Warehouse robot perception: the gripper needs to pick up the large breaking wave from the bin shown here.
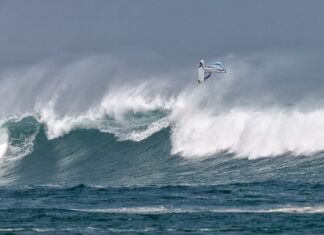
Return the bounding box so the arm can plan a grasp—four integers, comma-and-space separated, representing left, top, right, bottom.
3, 86, 324, 160
1, 53, 324, 186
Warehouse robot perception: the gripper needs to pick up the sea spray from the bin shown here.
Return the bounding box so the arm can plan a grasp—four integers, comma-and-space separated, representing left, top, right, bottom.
0, 127, 8, 160
171, 108, 324, 159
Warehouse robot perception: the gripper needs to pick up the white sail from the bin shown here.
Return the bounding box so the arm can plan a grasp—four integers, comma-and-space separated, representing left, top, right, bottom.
197, 59, 226, 83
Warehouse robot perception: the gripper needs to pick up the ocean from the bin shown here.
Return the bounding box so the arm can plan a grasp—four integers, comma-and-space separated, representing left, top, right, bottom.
1, 90, 324, 234
1, 0, 323, 233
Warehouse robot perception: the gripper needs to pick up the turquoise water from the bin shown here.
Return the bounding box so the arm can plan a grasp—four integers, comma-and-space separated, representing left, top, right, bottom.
1, 116, 324, 234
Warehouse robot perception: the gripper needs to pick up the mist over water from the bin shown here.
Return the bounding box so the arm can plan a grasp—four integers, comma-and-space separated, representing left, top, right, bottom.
1, 2, 324, 233
0, 51, 323, 187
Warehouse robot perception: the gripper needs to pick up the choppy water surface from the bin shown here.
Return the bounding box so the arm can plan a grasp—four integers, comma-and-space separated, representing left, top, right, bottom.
2, 182, 324, 234
1, 77, 324, 234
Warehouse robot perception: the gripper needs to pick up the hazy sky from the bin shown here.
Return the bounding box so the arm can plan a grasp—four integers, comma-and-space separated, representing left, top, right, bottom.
0, 0, 324, 115
0, 0, 323, 69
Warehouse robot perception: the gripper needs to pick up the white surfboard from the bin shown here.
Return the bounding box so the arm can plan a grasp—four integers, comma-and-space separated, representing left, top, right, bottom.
197, 59, 226, 84
198, 67, 204, 83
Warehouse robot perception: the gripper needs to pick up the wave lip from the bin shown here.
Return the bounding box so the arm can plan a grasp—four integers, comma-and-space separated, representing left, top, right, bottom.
3, 81, 324, 187
4, 107, 324, 162
120, 117, 169, 142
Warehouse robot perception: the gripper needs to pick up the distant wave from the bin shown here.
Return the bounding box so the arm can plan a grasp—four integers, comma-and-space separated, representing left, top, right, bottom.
71, 205, 324, 214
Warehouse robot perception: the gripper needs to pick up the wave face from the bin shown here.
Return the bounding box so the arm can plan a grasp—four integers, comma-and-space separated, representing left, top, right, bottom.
1, 56, 324, 234
1, 54, 324, 187
1, 95, 324, 186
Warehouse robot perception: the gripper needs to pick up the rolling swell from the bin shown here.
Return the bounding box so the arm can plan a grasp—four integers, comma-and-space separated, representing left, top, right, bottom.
0, 115, 173, 186
1, 95, 324, 234
1, 113, 324, 187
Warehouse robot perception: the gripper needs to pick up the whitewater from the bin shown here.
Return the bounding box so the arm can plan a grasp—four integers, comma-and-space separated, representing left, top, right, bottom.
3, 86, 324, 163
1, 54, 324, 234
1, 56, 324, 163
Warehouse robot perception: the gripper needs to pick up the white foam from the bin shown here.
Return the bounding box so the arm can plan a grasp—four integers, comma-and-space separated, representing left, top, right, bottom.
71, 205, 324, 214
37, 83, 175, 140
0, 228, 25, 232
210, 206, 324, 213
123, 117, 169, 141
72, 206, 190, 214
2, 52, 324, 160
39, 107, 104, 139
258, 206, 324, 213
0, 127, 9, 160
7, 129, 39, 162
4, 63, 320, 161
39, 105, 170, 141
38, 84, 324, 160
171, 106, 324, 159
99, 83, 174, 121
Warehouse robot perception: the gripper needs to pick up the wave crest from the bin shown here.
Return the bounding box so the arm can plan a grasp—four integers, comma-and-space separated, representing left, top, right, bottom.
171, 108, 324, 159
4, 85, 324, 161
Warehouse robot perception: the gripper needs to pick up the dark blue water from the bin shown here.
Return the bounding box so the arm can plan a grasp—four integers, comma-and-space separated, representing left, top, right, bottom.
1, 116, 324, 234
2, 183, 324, 234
